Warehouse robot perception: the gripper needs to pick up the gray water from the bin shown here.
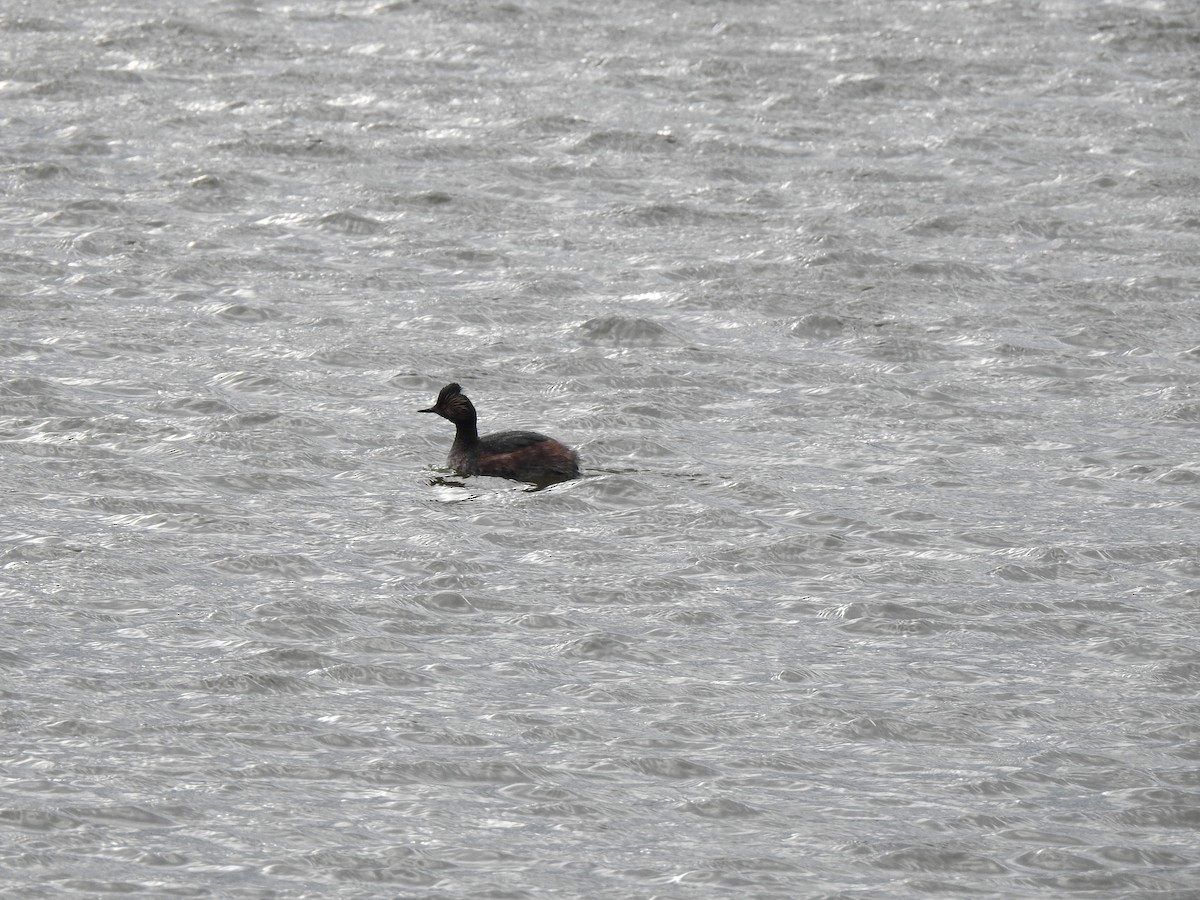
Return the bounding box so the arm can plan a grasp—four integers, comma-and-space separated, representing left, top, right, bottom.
3, 0, 1200, 896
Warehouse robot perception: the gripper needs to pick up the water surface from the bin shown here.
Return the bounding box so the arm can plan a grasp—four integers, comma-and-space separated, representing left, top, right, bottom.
2, 0, 1199, 896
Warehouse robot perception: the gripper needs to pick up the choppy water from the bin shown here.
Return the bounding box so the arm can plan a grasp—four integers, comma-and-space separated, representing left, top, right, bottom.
3, 0, 1200, 896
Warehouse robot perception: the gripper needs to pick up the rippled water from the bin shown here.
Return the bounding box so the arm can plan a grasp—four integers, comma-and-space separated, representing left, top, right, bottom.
3, 0, 1200, 896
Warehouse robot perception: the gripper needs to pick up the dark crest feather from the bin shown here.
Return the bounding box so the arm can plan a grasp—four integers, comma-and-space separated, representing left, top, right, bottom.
437, 383, 463, 404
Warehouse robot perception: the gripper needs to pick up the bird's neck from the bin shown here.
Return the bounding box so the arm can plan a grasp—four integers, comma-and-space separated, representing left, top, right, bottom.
451, 415, 480, 449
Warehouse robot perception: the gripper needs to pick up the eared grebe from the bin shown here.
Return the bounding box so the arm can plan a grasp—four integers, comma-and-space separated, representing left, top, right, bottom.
419, 382, 580, 485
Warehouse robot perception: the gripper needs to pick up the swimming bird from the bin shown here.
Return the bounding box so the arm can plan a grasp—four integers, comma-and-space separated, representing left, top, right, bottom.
419, 382, 580, 485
